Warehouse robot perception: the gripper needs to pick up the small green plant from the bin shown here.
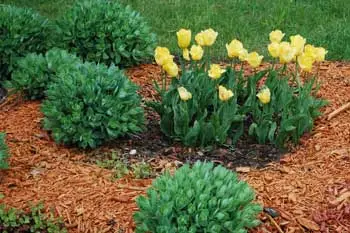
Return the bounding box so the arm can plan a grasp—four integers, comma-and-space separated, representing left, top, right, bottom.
7, 48, 81, 100
42, 62, 145, 148
0, 132, 9, 169
131, 161, 152, 179
96, 151, 129, 179
0, 202, 66, 232
0, 5, 51, 82
134, 161, 262, 233
56, 0, 156, 67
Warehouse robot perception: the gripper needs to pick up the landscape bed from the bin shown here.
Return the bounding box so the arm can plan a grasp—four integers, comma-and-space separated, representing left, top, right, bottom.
0, 0, 350, 232
0, 62, 349, 232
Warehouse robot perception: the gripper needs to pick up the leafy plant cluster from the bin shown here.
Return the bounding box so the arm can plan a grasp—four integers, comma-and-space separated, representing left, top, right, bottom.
0, 5, 51, 82
134, 161, 261, 233
96, 151, 152, 179
0, 132, 9, 169
0, 203, 66, 233
7, 48, 81, 100
41, 62, 145, 148
55, 0, 156, 67
0, 0, 156, 87
150, 28, 327, 147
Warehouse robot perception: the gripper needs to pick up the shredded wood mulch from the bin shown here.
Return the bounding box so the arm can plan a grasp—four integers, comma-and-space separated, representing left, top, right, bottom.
0, 62, 349, 233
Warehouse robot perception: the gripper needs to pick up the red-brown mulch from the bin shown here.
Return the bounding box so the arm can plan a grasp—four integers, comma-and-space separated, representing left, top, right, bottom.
0, 62, 349, 233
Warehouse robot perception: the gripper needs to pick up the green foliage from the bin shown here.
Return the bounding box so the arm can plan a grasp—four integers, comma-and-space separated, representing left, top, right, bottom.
242, 69, 327, 146
131, 161, 152, 179
55, 0, 156, 67
8, 48, 81, 99
134, 161, 262, 233
0, 5, 51, 82
96, 151, 129, 179
0, 202, 66, 233
0, 132, 9, 169
42, 62, 145, 148
148, 66, 244, 147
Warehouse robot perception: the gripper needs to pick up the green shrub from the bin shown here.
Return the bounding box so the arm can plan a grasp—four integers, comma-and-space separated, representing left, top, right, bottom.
8, 49, 81, 99
0, 203, 66, 232
42, 63, 145, 148
56, 0, 156, 67
0, 132, 9, 169
0, 5, 51, 82
134, 161, 262, 233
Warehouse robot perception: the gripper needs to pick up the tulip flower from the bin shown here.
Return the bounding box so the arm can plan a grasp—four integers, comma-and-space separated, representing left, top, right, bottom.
176, 29, 191, 49
226, 39, 244, 58
268, 42, 280, 58
290, 34, 306, 56
154, 47, 173, 66
177, 87, 192, 101
256, 87, 271, 104
269, 30, 285, 43
208, 64, 226, 80
183, 48, 190, 61
279, 42, 296, 64
163, 61, 179, 77
218, 85, 234, 102
195, 29, 218, 47
190, 45, 204, 61
238, 48, 248, 61
298, 53, 314, 72
246, 52, 263, 68
314, 47, 328, 62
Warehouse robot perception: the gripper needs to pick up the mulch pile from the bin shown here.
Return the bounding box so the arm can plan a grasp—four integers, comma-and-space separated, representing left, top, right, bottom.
0, 62, 349, 233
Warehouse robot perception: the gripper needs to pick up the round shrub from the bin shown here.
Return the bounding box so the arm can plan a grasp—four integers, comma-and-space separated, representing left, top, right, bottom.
8, 48, 81, 99
134, 161, 262, 233
0, 5, 51, 82
56, 0, 156, 67
42, 63, 145, 148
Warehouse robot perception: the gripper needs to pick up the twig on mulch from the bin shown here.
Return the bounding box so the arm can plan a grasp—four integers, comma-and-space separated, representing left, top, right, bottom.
327, 102, 350, 120
116, 184, 148, 191
266, 214, 285, 233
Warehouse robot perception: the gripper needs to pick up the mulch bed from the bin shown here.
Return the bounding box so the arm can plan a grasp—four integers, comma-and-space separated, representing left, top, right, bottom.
0, 62, 349, 233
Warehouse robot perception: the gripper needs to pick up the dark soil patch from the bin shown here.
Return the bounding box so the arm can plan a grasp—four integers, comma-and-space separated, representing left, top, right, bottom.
86, 108, 286, 170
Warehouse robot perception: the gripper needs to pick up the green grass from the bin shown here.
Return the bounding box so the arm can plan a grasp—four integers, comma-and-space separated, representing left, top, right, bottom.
1, 0, 349, 60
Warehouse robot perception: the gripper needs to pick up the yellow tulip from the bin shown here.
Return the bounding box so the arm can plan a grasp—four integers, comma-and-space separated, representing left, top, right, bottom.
208, 64, 226, 80
218, 85, 233, 102
163, 61, 179, 77
246, 52, 263, 68
279, 42, 296, 64
195, 29, 218, 46
177, 87, 192, 101
190, 45, 204, 61
154, 46, 173, 66
203, 28, 218, 46
269, 30, 285, 43
195, 32, 205, 46
268, 42, 280, 58
176, 29, 191, 49
314, 47, 328, 62
290, 34, 306, 56
226, 39, 244, 58
238, 48, 248, 61
298, 53, 314, 72
256, 87, 271, 104
183, 48, 190, 61
304, 44, 317, 61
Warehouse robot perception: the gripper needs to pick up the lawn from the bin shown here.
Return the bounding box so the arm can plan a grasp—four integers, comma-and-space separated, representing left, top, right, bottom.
1, 0, 349, 60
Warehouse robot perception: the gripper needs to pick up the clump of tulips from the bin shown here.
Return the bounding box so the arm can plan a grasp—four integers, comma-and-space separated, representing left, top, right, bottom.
148, 28, 327, 147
